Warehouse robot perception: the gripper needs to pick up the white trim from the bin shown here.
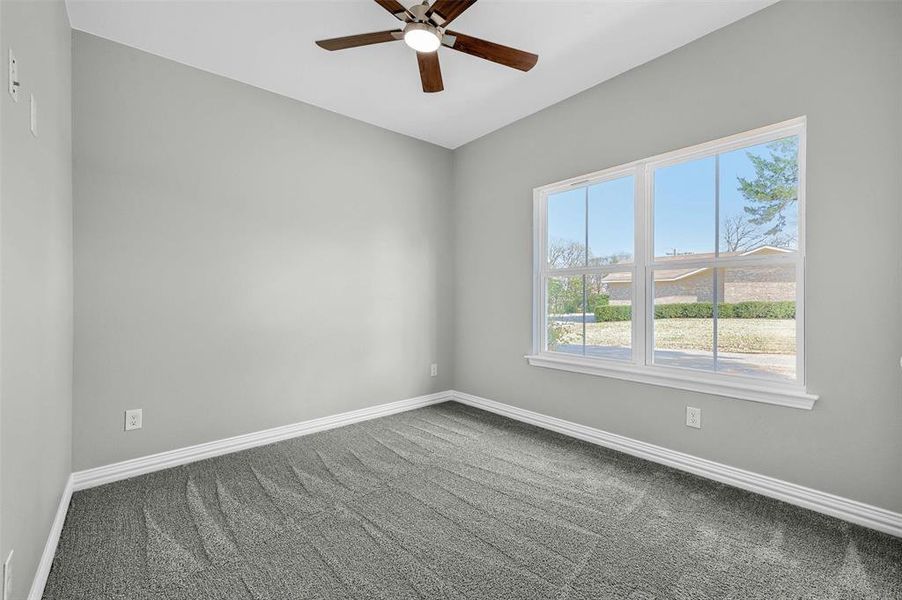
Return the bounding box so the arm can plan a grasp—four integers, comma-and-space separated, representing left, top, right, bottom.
533, 118, 810, 400
795, 128, 808, 386
533, 118, 806, 197
646, 252, 798, 272
30, 392, 453, 600
525, 353, 816, 409
642, 117, 807, 173
26, 387, 901, 600
71, 391, 452, 491
451, 391, 902, 538
26, 475, 74, 600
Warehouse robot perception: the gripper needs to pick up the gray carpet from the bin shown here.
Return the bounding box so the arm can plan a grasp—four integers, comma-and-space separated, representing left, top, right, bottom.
44, 402, 902, 599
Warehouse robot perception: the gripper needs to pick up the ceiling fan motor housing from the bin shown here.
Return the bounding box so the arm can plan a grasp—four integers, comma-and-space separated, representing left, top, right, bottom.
409, 3, 430, 23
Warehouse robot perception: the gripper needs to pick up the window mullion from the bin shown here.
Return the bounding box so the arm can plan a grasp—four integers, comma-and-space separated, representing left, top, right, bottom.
646, 253, 799, 271
542, 265, 637, 277
713, 152, 720, 371
583, 185, 589, 356
713, 268, 719, 370
582, 274, 587, 356
634, 163, 649, 367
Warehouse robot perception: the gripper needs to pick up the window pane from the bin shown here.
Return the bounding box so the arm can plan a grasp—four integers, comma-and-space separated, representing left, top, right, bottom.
715, 265, 797, 381
654, 156, 715, 259
547, 188, 586, 268
588, 176, 634, 265
653, 270, 714, 371
546, 276, 584, 355
585, 273, 631, 360
719, 136, 799, 255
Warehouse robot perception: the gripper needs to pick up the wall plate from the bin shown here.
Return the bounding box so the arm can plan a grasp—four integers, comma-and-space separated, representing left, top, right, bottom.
686, 406, 701, 429
125, 408, 143, 431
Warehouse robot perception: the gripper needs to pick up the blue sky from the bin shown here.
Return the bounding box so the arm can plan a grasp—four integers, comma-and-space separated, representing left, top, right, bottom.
548, 176, 635, 264
548, 136, 799, 263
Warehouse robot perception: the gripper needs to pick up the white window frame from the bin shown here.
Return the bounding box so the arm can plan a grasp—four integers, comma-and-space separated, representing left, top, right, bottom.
527, 117, 817, 410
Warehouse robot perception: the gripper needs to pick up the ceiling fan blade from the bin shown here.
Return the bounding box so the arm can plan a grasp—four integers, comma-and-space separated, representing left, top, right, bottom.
374, 0, 411, 21
443, 31, 538, 71
427, 0, 477, 26
316, 30, 402, 51
416, 51, 444, 93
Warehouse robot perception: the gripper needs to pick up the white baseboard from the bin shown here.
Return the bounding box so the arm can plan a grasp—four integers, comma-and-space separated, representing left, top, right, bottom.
451, 390, 902, 539
28, 391, 452, 600
27, 474, 74, 600
31, 387, 901, 600
71, 390, 453, 491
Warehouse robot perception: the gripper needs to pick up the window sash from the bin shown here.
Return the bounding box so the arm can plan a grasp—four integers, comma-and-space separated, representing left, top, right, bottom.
533, 117, 807, 400
545, 252, 798, 277
540, 270, 638, 358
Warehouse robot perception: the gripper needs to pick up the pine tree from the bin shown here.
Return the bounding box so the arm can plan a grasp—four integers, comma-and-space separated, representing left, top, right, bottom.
737, 137, 799, 237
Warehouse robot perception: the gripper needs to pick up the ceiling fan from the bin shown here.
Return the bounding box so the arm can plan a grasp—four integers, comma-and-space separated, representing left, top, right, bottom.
315, 0, 538, 93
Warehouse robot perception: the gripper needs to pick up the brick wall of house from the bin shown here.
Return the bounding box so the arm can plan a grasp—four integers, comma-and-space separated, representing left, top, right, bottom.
721, 264, 796, 302
605, 265, 795, 305
607, 283, 631, 305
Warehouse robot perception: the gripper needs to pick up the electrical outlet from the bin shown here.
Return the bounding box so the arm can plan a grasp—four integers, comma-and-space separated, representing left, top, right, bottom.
430, 363, 438, 377
686, 406, 701, 429
8, 49, 19, 102
125, 408, 143, 431
3, 550, 13, 600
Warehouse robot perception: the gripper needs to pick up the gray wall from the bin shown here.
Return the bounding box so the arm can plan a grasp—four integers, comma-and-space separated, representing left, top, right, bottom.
73, 32, 454, 470
452, 1, 902, 512
0, 1, 73, 598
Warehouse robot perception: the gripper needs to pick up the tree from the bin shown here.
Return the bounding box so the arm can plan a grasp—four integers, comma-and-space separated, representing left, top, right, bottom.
546, 241, 614, 315
737, 138, 799, 238
721, 214, 795, 252
548, 240, 587, 269
548, 241, 630, 269
589, 252, 632, 267
722, 215, 759, 252
546, 277, 583, 315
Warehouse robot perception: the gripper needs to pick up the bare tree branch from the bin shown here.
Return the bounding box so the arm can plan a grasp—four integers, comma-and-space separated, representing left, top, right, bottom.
722, 215, 796, 253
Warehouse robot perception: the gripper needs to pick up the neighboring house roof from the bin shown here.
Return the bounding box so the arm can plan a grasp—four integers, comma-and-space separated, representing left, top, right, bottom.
602, 246, 791, 284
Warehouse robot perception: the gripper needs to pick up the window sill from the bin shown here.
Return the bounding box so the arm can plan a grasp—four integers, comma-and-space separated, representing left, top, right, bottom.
524, 353, 818, 410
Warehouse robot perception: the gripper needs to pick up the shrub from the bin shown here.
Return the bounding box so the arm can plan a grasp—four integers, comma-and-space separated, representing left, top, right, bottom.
594, 300, 795, 322
654, 302, 714, 319
729, 300, 795, 319
594, 305, 632, 322
547, 276, 586, 314
588, 293, 610, 310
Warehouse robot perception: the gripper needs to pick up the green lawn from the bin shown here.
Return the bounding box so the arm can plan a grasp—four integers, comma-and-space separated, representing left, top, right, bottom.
552, 318, 795, 354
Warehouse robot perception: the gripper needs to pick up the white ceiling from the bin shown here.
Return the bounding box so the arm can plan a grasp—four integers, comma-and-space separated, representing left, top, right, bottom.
66, 0, 776, 149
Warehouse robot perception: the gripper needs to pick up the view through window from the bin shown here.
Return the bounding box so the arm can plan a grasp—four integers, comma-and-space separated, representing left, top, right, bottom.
536, 119, 805, 392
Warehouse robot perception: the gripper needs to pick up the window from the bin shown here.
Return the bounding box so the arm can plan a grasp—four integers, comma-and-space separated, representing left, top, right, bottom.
529, 118, 815, 409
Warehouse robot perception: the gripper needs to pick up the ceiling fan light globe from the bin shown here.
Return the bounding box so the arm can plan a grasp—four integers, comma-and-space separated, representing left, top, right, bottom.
403, 24, 441, 53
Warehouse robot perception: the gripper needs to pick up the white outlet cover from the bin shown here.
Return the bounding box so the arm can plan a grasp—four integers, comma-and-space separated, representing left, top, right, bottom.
125, 408, 143, 431
430, 363, 438, 377
686, 406, 701, 429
